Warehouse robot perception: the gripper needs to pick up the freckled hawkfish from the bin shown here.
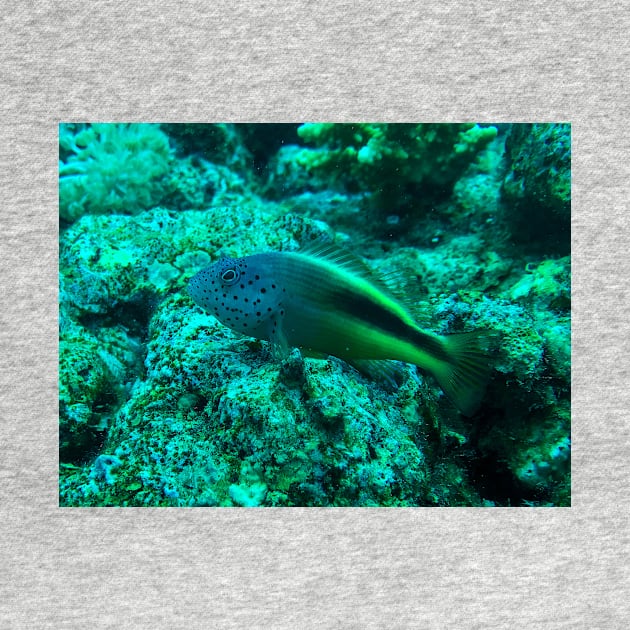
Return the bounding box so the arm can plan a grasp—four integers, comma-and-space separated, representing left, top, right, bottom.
189, 243, 492, 415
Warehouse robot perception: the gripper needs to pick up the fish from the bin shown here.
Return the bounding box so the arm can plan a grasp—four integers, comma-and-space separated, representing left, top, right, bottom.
188, 243, 492, 415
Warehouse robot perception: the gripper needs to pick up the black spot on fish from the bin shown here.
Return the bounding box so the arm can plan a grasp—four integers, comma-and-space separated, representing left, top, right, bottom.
261, 288, 266, 294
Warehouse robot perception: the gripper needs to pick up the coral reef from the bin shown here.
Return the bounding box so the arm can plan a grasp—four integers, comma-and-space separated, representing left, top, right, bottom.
501, 123, 571, 253
59, 123, 173, 222
59, 123, 571, 507
286, 123, 497, 216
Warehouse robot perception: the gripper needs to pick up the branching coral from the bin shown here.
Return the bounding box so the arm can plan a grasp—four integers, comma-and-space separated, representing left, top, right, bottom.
292, 123, 497, 215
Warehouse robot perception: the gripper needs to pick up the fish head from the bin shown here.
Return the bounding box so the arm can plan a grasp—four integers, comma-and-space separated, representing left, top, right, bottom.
188, 254, 285, 338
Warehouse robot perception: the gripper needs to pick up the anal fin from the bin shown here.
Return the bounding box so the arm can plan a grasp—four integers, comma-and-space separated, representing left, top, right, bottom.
345, 359, 403, 390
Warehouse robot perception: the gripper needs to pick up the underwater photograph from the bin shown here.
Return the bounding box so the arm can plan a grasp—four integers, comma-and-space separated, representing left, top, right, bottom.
58, 122, 571, 507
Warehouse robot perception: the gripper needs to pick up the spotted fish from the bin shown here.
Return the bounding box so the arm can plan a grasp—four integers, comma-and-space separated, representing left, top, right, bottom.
188, 243, 492, 415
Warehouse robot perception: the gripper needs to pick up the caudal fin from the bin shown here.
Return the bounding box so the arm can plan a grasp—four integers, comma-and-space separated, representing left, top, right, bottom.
432, 331, 494, 416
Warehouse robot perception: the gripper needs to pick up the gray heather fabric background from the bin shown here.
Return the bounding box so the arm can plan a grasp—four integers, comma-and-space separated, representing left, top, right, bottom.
1, 1, 628, 627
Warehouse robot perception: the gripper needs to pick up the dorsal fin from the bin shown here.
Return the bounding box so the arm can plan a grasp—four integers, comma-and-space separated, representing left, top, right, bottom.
297, 241, 435, 327
366, 259, 434, 328
298, 241, 408, 306
298, 241, 376, 280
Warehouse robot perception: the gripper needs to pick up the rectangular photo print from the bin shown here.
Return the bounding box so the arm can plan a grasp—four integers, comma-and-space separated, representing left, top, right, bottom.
59, 123, 571, 507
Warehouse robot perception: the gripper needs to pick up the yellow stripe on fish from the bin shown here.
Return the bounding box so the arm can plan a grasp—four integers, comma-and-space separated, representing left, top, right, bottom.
188, 243, 492, 415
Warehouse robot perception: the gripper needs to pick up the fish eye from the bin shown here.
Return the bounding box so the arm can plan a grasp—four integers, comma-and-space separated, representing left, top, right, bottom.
220, 267, 240, 285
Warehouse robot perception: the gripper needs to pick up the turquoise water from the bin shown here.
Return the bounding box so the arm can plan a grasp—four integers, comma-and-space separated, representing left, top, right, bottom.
59, 123, 571, 507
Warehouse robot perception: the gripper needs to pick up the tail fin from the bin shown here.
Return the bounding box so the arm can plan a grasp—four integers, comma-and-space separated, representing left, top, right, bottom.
432, 331, 494, 416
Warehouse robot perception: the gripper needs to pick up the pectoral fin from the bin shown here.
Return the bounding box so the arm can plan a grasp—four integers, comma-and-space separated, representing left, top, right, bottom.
268, 312, 290, 359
